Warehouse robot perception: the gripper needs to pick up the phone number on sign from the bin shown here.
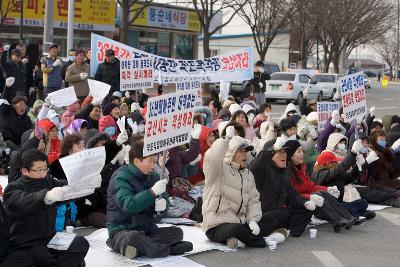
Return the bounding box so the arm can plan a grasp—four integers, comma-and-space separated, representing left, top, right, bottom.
146, 133, 189, 153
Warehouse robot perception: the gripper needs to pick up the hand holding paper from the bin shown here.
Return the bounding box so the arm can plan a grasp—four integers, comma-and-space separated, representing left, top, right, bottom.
47, 87, 78, 107
87, 79, 110, 103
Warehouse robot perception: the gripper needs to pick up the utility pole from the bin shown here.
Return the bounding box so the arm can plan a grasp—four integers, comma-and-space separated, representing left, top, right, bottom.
19, 0, 24, 43
43, 0, 54, 53
67, 0, 74, 53
396, 0, 399, 82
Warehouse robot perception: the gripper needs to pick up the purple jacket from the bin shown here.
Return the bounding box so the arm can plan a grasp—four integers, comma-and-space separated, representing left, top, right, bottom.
166, 138, 200, 179
317, 118, 355, 152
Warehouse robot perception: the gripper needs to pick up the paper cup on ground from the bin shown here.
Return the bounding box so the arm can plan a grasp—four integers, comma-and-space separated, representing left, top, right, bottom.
268, 241, 277, 251
66, 226, 74, 234
309, 229, 317, 239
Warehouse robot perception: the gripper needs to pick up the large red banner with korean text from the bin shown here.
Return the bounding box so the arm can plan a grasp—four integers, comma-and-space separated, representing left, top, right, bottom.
143, 89, 200, 156
339, 72, 367, 123
91, 33, 253, 83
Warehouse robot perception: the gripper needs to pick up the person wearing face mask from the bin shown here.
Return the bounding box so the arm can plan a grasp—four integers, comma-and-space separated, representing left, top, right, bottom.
278, 103, 299, 124
231, 110, 256, 140
250, 61, 270, 105
253, 103, 272, 130
368, 130, 400, 190
99, 103, 121, 140
65, 50, 90, 102
61, 49, 77, 87
249, 137, 314, 238
312, 134, 376, 220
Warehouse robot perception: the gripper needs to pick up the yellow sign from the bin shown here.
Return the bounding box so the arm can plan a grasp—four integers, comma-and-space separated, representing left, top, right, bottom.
130, 4, 201, 33
382, 76, 388, 88
2, 0, 115, 31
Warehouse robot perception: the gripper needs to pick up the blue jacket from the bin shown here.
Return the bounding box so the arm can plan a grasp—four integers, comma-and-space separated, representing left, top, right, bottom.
40, 56, 63, 88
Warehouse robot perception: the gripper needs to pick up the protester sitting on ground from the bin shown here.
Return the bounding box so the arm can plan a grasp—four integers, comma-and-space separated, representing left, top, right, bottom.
75, 97, 102, 130
368, 129, 400, 190
278, 103, 298, 123
312, 134, 376, 220
66, 119, 88, 137
279, 117, 316, 154
106, 140, 193, 259
254, 119, 276, 154
203, 127, 275, 249
285, 140, 357, 232
216, 99, 234, 121
99, 103, 120, 140
27, 99, 44, 124
61, 101, 81, 129
0, 198, 33, 267
0, 92, 32, 150
39, 118, 62, 164
249, 137, 314, 237
119, 102, 129, 118
3, 149, 89, 266
231, 110, 256, 140
253, 103, 272, 130
298, 87, 317, 116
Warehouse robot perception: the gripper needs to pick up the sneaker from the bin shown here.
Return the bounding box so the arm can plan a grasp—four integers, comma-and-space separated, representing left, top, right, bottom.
169, 241, 193, 255
363, 210, 376, 220
123, 245, 137, 259
274, 228, 289, 238
227, 237, 239, 249
264, 232, 286, 245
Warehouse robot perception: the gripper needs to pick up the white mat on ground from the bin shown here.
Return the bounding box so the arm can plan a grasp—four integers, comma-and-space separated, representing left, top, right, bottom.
367, 204, 392, 211
85, 225, 235, 267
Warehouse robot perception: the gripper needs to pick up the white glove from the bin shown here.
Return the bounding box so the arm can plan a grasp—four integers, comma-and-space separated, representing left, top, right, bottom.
330, 110, 339, 126
366, 150, 379, 164
22, 58, 29, 64
137, 123, 145, 133
91, 98, 101, 106
3, 45, 10, 51
52, 59, 62, 67
310, 194, 324, 207
116, 131, 128, 145
80, 72, 88, 80
123, 144, 131, 164
356, 154, 366, 171
351, 139, 364, 154
303, 85, 309, 99
189, 154, 202, 166
225, 126, 235, 139
111, 146, 126, 165
248, 220, 260, 235
127, 119, 138, 134
44, 187, 68, 205
370, 106, 376, 117
273, 136, 287, 151
327, 186, 340, 199
304, 200, 316, 211
258, 82, 264, 89
5, 77, 15, 87
391, 138, 400, 152
297, 124, 307, 138
151, 179, 168, 196
191, 123, 202, 139
308, 124, 318, 139
333, 89, 340, 100
155, 198, 167, 212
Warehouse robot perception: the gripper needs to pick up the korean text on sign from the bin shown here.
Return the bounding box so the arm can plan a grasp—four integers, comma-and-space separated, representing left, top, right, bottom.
143, 89, 199, 156
339, 72, 367, 123
120, 58, 153, 91
317, 102, 340, 131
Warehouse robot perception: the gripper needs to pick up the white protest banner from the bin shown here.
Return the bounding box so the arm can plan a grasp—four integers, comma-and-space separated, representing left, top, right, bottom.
59, 147, 106, 200
317, 102, 340, 131
144, 89, 199, 156
87, 79, 111, 103
91, 33, 253, 83
120, 58, 154, 91
339, 72, 367, 123
176, 81, 201, 91
47, 86, 78, 107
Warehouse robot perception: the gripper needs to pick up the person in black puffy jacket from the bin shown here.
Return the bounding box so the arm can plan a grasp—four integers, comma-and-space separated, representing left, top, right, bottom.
95, 49, 120, 94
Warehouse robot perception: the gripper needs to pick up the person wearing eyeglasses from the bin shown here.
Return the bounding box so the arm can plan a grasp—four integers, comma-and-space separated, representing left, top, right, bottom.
3, 149, 89, 267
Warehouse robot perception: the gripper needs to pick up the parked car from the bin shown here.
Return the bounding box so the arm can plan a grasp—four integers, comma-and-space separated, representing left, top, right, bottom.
209, 62, 280, 99
363, 74, 371, 89
264, 72, 323, 104
311, 73, 343, 100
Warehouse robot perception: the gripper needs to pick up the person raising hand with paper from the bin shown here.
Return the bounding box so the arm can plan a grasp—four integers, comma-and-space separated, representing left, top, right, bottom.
3, 149, 89, 266
106, 140, 193, 259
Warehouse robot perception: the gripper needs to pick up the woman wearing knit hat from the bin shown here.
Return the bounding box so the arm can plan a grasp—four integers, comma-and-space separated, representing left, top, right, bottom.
285, 140, 357, 232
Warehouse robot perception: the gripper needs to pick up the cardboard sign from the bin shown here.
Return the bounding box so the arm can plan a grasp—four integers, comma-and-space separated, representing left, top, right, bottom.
120, 58, 154, 91
339, 72, 367, 123
317, 102, 340, 131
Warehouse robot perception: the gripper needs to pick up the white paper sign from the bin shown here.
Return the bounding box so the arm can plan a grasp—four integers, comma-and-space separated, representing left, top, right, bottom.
339, 72, 367, 123
219, 81, 230, 101
144, 89, 200, 156
87, 79, 111, 103
317, 102, 340, 131
120, 58, 154, 91
176, 81, 201, 91
47, 86, 78, 107
59, 147, 106, 200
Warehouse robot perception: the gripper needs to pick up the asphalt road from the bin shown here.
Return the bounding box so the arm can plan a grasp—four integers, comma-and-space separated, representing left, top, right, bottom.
268, 81, 400, 121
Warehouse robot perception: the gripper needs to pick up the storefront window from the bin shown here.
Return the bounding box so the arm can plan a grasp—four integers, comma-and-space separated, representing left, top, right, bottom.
176, 34, 194, 59
157, 32, 170, 57
139, 31, 158, 54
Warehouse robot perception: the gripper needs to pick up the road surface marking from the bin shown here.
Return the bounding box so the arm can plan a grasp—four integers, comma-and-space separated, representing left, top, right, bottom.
375, 107, 398, 110
379, 212, 400, 226
312, 251, 344, 267
382, 98, 392, 101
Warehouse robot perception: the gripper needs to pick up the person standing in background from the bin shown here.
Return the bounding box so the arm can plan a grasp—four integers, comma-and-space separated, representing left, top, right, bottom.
40, 44, 63, 97
61, 49, 77, 88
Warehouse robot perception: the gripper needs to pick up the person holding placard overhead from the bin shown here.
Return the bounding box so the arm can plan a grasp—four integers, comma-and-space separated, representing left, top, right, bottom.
65, 50, 90, 102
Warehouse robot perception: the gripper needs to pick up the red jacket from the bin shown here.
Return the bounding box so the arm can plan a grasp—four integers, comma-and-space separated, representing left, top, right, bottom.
290, 163, 327, 199
99, 115, 119, 140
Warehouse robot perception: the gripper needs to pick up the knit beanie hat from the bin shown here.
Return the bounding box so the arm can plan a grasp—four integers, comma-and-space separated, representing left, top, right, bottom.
285, 140, 301, 159
103, 103, 119, 116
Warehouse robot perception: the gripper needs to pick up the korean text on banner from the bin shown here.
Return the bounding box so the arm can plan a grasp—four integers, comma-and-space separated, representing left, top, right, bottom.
339, 72, 367, 123
176, 81, 201, 91
120, 58, 154, 91
317, 102, 340, 131
91, 34, 253, 82
87, 79, 111, 103
47, 86, 77, 107
143, 89, 199, 156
